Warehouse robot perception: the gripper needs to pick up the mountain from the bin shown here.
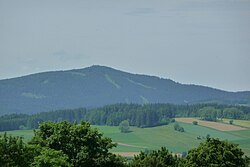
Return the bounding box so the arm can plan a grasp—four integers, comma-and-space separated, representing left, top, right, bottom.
0, 65, 250, 115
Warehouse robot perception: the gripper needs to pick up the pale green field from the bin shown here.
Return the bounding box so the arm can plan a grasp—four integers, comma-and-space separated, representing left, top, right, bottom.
0, 129, 35, 143
1, 122, 250, 156
93, 123, 250, 155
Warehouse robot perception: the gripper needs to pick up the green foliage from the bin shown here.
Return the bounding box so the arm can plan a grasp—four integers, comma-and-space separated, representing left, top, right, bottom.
200, 107, 218, 121
229, 119, 234, 125
192, 121, 198, 125
223, 108, 244, 119
30, 121, 125, 167
31, 147, 72, 167
0, 121, 126, 167
19, 125, 28, 130
119, 120, 130, 133
186, 138, 249, 167
0, 113, 29, 131
1, 103, 250, 132
129, 147, 182, 167
0, 133, 40, 167
174, 123, 184, 132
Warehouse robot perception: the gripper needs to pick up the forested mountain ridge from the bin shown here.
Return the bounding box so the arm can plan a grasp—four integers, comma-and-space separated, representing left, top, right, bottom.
0, 65, 250, 115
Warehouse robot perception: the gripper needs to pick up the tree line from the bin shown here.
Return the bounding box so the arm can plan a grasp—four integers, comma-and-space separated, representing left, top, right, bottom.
0, 103, 250, 131
0, 121, 249, 166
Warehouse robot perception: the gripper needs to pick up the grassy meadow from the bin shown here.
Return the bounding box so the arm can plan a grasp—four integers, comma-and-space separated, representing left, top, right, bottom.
1, 120, 250, 156
93, 122, 250, 155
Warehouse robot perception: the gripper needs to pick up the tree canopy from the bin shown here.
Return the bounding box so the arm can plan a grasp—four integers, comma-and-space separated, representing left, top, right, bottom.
1, 103, 250, 132
119, 120, 130, 133
31, 147, 72, 167
186, 138, 249, 167
30, 121, 126, 167
0, 121, 126, 167
0, 133, 40, 167
129, 147, 184, 167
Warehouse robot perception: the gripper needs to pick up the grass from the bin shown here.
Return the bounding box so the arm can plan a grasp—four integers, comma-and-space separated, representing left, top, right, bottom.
0, 129, 34, 143
1, 122, 250, 156
92, 122, 249, 155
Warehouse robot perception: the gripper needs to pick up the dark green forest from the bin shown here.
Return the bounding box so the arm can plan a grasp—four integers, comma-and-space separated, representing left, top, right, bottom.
1, 103, 250, 131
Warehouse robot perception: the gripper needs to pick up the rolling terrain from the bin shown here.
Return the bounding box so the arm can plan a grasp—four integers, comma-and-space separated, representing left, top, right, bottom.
2, 120, 250, 156
0, 65, 250, 115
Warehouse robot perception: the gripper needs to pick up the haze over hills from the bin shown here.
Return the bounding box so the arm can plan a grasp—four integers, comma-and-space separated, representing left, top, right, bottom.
0, 65, 250, 115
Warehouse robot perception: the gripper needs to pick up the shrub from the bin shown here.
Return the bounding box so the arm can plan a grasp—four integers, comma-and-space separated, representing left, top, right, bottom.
192, 121, 198, 125
174, 123, 185, 132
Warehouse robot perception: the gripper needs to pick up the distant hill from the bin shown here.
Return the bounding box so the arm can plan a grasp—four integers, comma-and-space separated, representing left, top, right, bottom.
0, 65, 250, 115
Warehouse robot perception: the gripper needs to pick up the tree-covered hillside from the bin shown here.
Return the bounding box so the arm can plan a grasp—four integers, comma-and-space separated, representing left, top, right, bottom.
1, 65, 250, 115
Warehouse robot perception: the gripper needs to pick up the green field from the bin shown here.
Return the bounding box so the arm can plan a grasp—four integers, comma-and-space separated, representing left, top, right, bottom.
93, 123, 250, 155
1, 122, 250, 156
0, 129, 34, 143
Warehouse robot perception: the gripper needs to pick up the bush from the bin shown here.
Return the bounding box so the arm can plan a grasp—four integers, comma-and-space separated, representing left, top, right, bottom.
174, 123, 185, 132
119, 120, 130, 133
179, 127, 184, 132
170, 118, 175, 123
192, 121, 198, 125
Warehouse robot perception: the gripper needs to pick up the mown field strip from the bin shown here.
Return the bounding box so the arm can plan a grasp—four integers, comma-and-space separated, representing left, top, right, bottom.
175, 118, 247, 131
222, 119, 250, 128
116, 142, 147, 149
112, 152, 140, 157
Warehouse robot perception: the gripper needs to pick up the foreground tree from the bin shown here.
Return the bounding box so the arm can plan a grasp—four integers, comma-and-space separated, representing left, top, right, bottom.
30, 121, 126, 167
186, 138, 249, 167
129, 147, 184, 167
31, 147, 72, 167
0, 133, 40, 167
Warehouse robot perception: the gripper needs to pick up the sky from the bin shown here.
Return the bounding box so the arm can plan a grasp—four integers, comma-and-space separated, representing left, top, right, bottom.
0, 0, 250, 92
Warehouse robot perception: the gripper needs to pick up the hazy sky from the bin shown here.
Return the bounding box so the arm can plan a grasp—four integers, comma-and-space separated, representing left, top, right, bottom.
0, 0, 250, 92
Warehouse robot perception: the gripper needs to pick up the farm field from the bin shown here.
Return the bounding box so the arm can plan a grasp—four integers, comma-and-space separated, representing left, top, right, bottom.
175, 118, 247, 131
1, 121, 250, 156
221, 119, 250, 128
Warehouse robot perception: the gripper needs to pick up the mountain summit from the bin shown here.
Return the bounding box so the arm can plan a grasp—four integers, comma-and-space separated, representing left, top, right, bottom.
0, 65, 249, 115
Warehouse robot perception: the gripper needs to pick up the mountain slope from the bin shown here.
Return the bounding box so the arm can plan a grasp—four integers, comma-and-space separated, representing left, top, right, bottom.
0, 65, 250, 115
